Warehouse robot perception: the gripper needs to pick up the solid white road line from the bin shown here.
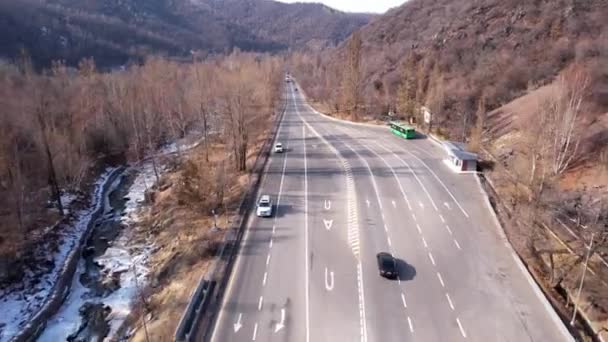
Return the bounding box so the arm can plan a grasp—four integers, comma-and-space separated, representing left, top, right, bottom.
258, 296, 263, 311
446, 293, 455, 310
252, 323, 258, 340
387, 141, 470, 217
407, 316, 414, 333
401, 293, 408, 308
373, 141, 439, 211
262, 272, 267, 286
456, 317, 467, 338
302, 124, 311, 342
437, 272, 445, 288
358, 263, 368, 342
454, 239, 462, 250
428, 252, 436, 266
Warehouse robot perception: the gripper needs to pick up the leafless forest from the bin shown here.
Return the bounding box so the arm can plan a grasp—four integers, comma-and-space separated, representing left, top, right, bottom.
0, 52, 283, 277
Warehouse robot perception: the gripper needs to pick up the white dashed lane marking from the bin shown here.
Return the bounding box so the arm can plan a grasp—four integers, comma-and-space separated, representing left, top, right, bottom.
437, 272, 445, 288
446, 293, 455, 311
457, 318, 467, 338
454, 239, 462, 250
428, 252, 436, 266
252, 323, 258, 340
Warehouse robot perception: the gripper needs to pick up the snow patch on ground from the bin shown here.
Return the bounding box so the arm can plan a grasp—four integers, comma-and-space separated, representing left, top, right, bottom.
98, 239, 151, 339
0, 168, 119, 342
35, 260, 90, 342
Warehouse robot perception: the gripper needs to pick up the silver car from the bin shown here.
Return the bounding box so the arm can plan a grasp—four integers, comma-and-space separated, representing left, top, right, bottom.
256, 195, 273, 217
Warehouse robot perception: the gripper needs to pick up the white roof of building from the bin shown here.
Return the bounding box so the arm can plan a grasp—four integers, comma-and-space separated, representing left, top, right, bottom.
442, 141, 478, 160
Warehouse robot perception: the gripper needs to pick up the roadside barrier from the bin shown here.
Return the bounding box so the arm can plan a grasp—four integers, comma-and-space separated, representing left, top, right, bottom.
174, 97, 287, 342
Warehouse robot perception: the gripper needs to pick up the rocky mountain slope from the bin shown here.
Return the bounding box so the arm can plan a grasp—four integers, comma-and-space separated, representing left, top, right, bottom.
0, 0, 371, 67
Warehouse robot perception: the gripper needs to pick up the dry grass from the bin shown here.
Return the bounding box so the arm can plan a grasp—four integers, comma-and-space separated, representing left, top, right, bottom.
127, 129, 271, 341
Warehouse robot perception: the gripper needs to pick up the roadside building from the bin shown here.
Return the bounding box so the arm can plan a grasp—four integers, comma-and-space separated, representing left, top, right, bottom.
442, 141, 478, 173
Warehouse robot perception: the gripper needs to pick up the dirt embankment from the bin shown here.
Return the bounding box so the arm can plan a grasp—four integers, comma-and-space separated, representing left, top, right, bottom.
481, 84, 608, 341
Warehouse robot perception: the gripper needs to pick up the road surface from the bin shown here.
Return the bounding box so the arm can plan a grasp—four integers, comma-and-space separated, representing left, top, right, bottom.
206, 83, 573, 342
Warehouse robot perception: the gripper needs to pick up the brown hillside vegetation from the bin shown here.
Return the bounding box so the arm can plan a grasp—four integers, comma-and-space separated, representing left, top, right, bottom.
0, 53, 282, 286
0, 0, 371, 68
294, 0, 607, 128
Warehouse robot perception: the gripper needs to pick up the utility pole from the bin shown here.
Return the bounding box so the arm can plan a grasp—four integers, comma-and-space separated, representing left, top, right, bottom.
570, 232, 595, 326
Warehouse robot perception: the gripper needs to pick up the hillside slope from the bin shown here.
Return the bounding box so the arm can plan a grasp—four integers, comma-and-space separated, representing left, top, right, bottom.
313, 0, 607, 125
0, 0, 371, 67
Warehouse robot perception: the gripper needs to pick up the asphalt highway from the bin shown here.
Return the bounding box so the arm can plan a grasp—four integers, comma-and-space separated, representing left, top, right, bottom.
207, 83, 574, 342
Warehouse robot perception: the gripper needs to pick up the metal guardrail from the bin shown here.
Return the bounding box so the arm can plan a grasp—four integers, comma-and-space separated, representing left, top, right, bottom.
174, 97, 287, 342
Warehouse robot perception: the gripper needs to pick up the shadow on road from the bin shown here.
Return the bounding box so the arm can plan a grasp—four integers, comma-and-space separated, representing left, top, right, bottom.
395, 258, 416, 281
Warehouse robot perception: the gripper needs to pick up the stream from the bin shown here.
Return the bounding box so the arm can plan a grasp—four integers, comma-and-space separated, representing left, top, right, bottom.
37, 170, 138, 342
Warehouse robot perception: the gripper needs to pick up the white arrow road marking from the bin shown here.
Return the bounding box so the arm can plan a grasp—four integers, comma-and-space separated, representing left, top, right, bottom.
325, 267, 335, 291
366, 199, 370, 208
234, 313, 243, 332
444, 202, 451, 210
323, 219, 334, 230
275, 308, 286, 333
324, 200, 331, 210
392, 200, 396, 208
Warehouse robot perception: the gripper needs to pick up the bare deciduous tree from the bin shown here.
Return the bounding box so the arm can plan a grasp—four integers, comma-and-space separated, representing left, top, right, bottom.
341, 31, 363, 120
546, 65, 589, 176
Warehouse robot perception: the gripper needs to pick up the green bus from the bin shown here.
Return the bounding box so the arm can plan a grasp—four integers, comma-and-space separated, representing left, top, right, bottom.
389, 121, 416, 139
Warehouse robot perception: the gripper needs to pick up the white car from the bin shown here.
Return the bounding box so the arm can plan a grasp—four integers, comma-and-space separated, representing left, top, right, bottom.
274, 143, 284, 153
256, 195, 273, 217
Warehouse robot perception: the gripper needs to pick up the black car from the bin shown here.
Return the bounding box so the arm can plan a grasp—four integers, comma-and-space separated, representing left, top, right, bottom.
377, 252, 398, 279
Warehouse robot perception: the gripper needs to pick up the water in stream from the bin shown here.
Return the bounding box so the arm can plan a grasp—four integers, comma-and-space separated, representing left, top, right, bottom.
38, 170, 137, 342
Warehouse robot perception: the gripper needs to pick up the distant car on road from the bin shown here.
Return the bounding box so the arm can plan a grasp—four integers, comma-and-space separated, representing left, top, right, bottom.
274, 142, 284, 153
256, 195, 273, 217
377, 252, 398, 279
